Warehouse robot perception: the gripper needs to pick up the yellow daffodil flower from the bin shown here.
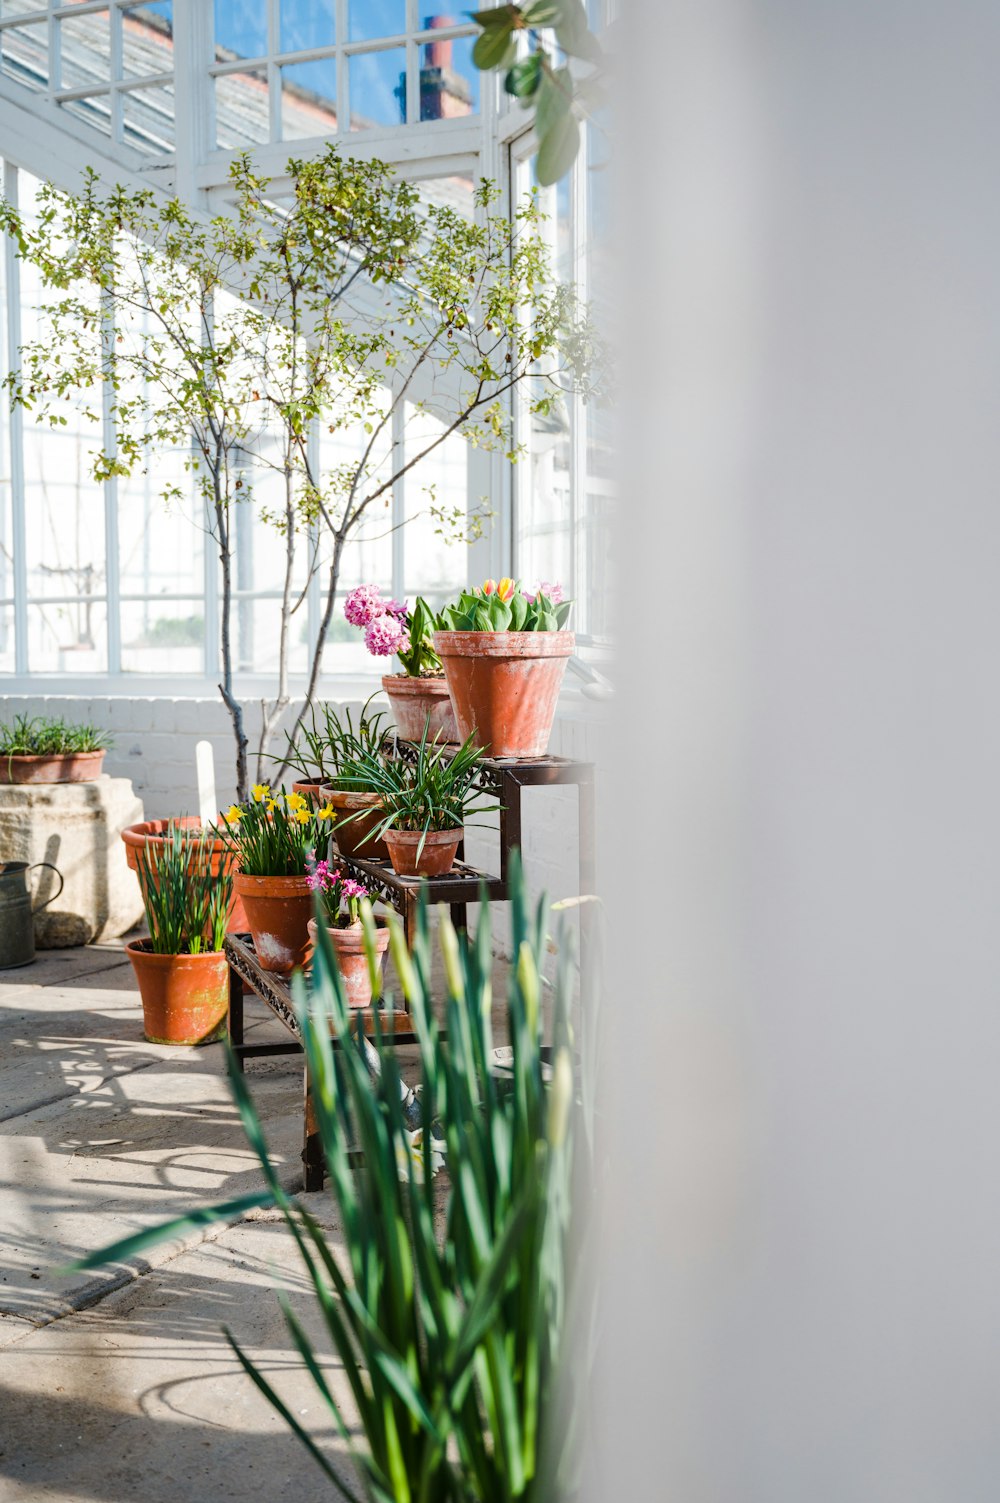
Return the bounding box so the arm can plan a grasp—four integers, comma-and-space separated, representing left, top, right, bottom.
285, 791, 307, 812
295, 808, 311, 825
225, 804, 242, 823
265, 797, 278, 812
316, 804, 335, 822
252, 783, 270, 802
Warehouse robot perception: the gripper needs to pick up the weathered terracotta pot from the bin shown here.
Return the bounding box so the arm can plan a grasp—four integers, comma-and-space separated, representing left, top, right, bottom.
233, 872, 314, 975
122, 817, 248, 932
384, 827, 462, 878
381, 674, 458, 744
126, 940, 229, 1046
292, 779, 327, 807
0, 750, 105, 784
323, 787, 391, 862
307, 916, 391, 1009
433, 631, 574, 758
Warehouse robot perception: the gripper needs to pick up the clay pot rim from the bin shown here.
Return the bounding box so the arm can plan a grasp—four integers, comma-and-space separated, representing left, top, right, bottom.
232, 871, 314, 894
122, 816, 225, 850
433, 629, 574, 658
126, 938, 228, 964
320, 784, 383, 806
381, 672, 451, 693
0, 749, 107, 784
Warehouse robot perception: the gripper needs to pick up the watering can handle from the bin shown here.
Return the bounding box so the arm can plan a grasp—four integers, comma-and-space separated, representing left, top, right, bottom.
28, 862, 64, 913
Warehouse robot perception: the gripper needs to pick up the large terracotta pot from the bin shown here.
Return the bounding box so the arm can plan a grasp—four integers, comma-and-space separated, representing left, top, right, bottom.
0, 750, 105, 784
381, 674, 458, 744
323, 787, 391, 862
383, 827, 462, 878
307, 917, 391, 1009
433, 631, 575, 758
233, 872, 313, 975
126, 940, 229, 1046
122, 817, 248, 932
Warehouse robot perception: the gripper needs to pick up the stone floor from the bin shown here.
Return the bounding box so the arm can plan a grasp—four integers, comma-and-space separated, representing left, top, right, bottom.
0, 933, 510, 1502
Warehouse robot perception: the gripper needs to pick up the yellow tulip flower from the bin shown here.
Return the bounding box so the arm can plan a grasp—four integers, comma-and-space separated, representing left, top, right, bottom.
496, 576, 515, 601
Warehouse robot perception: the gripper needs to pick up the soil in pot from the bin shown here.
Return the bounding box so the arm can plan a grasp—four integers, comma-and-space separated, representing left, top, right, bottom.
381, 674, 458, 744
233, 872, 314, 975
384, 827, 462, 879
323, 787, 391, 863
121, 817, 248, 932
307, 916, 391, 1009
0, 750, 106, 785
433, 630, 575, 759
126, 940, 229, 1046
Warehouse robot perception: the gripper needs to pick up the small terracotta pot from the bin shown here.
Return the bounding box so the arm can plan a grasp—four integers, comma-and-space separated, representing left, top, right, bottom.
433, 630, 575, 759
383, 827, 462, 878
122, 817, 248, 933
0, 750, 106, 784
233, 872, 314, 975
292, 779, 327, 807
323, 787, 390, 862
126, 940, 229, 1046
381, 674, 458, 744
307, 916, 391, 1009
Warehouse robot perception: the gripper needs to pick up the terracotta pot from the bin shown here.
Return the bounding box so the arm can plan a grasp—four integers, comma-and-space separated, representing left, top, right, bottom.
122, 817, 248, 933
433, 630, 575, 759
126, 940, 229, 1046
381, 674, 458, 744
322, 787, 391, 862
384, 827, 462, 878
292, 779, 327, 807
233, 872, 314, 975
0, 750, 105, 784
307, 916, 391, 1009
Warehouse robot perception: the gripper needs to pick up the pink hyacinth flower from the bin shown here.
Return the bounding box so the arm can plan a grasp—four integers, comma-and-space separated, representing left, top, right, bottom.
364, 612, 405, 656
344, 583, 385, 628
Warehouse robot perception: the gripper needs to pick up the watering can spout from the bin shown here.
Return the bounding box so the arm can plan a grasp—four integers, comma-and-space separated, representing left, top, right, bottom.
0, 861, 65, 969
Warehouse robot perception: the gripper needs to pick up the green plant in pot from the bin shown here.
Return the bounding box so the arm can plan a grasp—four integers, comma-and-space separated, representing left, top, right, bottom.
435, 578, 575, 759
344, 585, 457, 744
0, 714, 112, 785
216, 786, 336, 976
279, 696, 389, 810
305, 859, 388, 1011
342, 732, 498, 879
128, 827, 233, 1046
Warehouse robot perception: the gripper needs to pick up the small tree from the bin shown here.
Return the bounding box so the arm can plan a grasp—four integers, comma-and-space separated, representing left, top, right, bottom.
0, 149, 593, 796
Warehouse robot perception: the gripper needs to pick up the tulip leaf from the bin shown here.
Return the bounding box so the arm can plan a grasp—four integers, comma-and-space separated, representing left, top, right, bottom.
509, 592, 529, 631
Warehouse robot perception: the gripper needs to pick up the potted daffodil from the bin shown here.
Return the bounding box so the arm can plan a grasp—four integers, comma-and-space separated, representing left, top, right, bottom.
434, 579, 574, 758
216, 785, 335, 975
344, 585, 457, 744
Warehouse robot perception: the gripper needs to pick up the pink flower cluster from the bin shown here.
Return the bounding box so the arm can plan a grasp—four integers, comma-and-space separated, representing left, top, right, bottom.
344, 583, 410, 658
525, 581, 565, 606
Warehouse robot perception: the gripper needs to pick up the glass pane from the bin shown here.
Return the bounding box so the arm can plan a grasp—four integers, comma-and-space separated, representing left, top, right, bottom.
280, 0, 334, 54
27, 600, 107, 674
0, 18, 47, 92
317, 411, 392, 674
0, 0, 46, 17
349, 47, 405, 130
420, 29, 478, 120
402, 406, 469, 609
121, 2, 174, 80
0, 604, 14, 675
60, 91, 113, 140
23, 426, 107, 602
122, 82, 176, 153
214, 67, 270, 148
348, 0, 404, 42
120, 599, 204, 674
214, 0, 267, 62
118, 453, 202, 601
58, 10, 111, 90
281, 56, 337, 139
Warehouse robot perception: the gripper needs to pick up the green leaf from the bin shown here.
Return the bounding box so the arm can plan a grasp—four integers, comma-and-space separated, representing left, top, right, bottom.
490, 596, 513, 630
536, 108, 581, 186
509, 592, 529, 631
534, 64, 572, 143
472, 23, 518, 72
505, 53, 543, 99
64, 1189, 276, 1273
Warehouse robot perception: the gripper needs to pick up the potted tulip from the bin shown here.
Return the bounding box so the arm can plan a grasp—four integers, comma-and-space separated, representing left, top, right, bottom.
127, 827, 232, 1046
216, 785, 336, 975
341, 732, 496, 879
0, 714, 111, 784
305, 860, 389, 1009
344, 585, 458, 744
434, 579, 574, 759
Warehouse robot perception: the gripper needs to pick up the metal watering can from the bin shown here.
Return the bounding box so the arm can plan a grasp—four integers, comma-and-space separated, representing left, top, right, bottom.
0, 861, 65, 969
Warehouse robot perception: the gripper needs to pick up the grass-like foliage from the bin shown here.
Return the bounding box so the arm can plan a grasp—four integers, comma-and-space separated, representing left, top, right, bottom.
70, 867, 587, 1502
278, 696, 390, 788
135, 825, 232, 955
0, 713, 111, 756
339, 732, 497, 851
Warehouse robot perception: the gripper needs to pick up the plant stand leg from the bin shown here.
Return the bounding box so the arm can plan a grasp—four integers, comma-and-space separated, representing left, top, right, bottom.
228, 963, 245, 1073
303, 1062, 324, 1191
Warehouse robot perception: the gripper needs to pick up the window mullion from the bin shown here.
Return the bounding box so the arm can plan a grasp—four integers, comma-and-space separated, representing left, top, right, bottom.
391, 402, 405, 601
4, 162, 27, 676
101, 286, 121, 674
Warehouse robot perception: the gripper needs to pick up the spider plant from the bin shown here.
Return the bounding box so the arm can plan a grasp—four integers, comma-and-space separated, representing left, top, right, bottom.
135, 825, 232, 955
69, 866, 592, 1502
277, 696, 390, 787
0, 713, 112, 756
339, 732, 497, 857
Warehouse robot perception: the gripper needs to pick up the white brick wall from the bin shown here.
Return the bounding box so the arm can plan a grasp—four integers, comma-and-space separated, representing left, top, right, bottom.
0, 690, 606, 957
